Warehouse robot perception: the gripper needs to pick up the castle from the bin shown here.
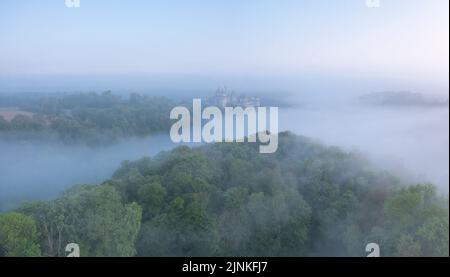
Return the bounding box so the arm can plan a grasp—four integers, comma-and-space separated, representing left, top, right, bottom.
211, 87, 260, 108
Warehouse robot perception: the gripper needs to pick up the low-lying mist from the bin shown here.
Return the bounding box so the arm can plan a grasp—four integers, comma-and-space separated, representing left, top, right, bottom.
0, 134, 177, 211
0, 95, 448, 211
280, 101, 449, 193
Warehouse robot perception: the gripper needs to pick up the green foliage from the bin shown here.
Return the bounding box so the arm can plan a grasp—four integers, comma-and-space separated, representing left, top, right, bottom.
1, 132, 448, 257
107, 132, 448, 257
0, 212, 41, 257
0, 92, 174, 145
381, 184, 449, 256
60, 185, 142, 257
18, 185, 142, 257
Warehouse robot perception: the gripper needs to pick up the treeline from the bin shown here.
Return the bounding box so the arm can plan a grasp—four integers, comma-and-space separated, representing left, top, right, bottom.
0, 132, 448, 257
0, 92, 174, 145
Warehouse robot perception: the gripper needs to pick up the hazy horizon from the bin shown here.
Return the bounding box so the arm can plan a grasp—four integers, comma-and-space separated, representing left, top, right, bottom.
0, 0, 449, 97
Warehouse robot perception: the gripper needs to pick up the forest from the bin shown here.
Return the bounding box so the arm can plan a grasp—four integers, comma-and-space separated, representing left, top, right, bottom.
0, 132, 448, 257
0, 92, 174, 145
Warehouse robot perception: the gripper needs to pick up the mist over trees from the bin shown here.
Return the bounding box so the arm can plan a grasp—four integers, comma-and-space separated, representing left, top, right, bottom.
1, 132, 447, 257
0, 92, 174, 145
15, 185, 142, 257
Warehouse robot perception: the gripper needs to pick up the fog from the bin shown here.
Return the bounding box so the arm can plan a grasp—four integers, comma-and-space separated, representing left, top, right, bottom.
279, 101, 449, 193
0, 93, 449, 211
0, 134, 178, 211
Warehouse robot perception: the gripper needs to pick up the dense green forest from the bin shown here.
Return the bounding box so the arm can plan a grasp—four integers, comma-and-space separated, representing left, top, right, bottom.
0, 132, 447, 257
0, 92, 174, 145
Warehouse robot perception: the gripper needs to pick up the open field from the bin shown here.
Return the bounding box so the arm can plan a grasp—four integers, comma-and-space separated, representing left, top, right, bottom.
0, 108, 34, 121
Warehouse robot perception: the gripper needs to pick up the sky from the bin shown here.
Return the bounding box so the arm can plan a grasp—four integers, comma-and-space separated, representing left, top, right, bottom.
0, 0, 448, 94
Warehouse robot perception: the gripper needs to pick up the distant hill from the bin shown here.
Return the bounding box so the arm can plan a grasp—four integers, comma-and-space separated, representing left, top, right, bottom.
359, 91, 449, 107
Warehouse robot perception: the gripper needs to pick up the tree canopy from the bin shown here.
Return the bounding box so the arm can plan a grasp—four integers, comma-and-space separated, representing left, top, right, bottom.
0, 92, 174, 145
0, 212, 41, 257
1, 132, 448, 257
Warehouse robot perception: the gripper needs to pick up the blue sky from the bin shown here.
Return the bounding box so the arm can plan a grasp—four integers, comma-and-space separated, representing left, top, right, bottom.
0, 0, 448, 93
